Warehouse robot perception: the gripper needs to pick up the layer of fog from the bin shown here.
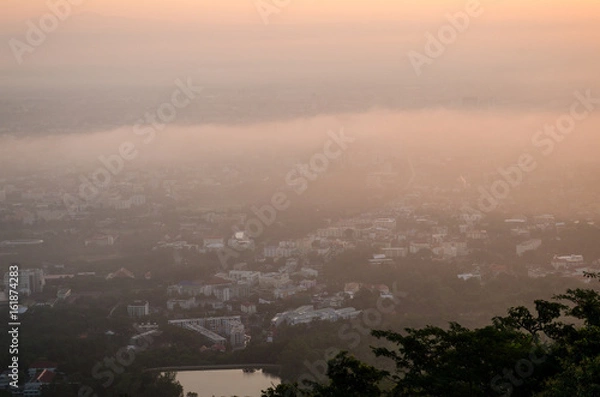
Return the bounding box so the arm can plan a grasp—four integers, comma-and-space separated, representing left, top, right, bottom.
1, 108, 598, 177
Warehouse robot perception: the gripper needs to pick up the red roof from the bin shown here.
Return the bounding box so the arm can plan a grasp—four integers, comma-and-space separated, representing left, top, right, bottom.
36, 369, 56, 383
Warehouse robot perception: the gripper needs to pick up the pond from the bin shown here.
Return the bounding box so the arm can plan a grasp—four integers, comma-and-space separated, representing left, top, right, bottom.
175, 369, 281, 397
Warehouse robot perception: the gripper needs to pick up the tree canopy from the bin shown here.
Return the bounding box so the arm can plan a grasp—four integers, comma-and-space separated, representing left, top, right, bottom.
262, 273, 600, 397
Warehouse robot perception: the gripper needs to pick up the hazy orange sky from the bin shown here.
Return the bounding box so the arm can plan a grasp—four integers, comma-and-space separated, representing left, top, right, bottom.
1, 0, 598, 91
3, 0, 600, 24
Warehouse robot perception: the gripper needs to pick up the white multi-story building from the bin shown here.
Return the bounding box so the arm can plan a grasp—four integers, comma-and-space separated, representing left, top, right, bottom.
259, 272, 290, 289
3, 268, 45, 296
213, 287, 232, 302
127, 301, 150, 318
516, 239, 542, 257
409, 241, 431, 254
551, 255, 584, 270
241, 302, 257, 314
271, 306, 361, 327
169, 316, 246, 348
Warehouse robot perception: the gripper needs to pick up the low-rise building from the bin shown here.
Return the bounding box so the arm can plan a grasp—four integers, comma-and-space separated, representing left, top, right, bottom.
271, 305, 361, 327
3, 268, 45, 296
169, 316, 246, 349
516, 239, 542, 257
127, 301, 150, 318
551, 255, 584, 270
167, 297, 198, 310
241, 302, 257, 314
259, 272, 290, 289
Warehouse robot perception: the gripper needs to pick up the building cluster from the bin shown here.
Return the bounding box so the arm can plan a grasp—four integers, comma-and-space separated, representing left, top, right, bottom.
169, 316, 247, 349
166, 264, 320, 305
271, 305, 361, 327
0, 361, 57, 396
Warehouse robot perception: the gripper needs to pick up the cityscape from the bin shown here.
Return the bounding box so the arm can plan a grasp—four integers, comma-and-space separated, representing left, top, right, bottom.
1, 1, 600, 396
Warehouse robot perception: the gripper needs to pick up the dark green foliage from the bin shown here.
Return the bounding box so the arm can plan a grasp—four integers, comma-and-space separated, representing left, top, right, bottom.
263, 273, 600, 397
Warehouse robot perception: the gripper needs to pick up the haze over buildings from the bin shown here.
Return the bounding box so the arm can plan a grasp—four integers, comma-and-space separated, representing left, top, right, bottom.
1, 1, 600, 396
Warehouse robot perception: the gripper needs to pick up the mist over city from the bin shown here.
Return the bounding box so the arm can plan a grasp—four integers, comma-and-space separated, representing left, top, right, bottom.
1, 1, 600, 396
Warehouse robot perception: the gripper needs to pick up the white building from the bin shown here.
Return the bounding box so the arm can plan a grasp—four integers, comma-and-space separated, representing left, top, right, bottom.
259, 272, 290, 289
228, 232, 254, 251
374, 218, 396, 230
551, 255, 584, 270
458, 273, 482, 282
241, 302, 257, 314
85, 234, 115, 247
516, 239, 542, 257
3, 268, 45, 296
167, 297, 198, 310
169, 316, 246, 348
127, 301, 150, 318
271, 306, 361, 327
